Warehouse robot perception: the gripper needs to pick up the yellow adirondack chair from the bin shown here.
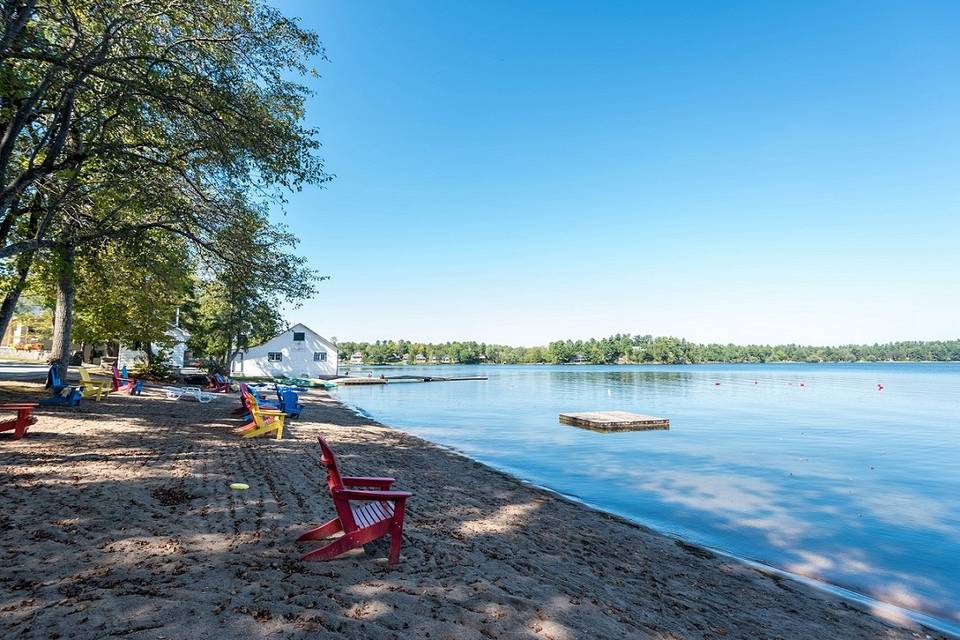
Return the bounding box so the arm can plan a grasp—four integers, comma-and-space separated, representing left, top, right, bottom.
77, 367, 112, 400
237, 394, 285, 439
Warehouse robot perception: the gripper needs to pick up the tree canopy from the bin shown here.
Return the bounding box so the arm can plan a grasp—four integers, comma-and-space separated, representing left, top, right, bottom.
0, 0, 329, 374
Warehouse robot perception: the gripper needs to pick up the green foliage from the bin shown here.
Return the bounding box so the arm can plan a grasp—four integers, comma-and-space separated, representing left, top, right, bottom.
338, 335, 960, 365
0, 0, 329, 366
4, 295, 52, 345
134, 348, 174, 380
186, 204, 322, 367
1, 0, 331, 259
73, 234, 192, 346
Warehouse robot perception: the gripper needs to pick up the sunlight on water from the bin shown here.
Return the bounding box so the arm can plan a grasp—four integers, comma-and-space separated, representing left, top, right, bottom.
335, 363, 960, 634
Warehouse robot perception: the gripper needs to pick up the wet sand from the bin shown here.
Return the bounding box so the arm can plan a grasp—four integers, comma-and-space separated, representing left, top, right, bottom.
0, 384, 947, 639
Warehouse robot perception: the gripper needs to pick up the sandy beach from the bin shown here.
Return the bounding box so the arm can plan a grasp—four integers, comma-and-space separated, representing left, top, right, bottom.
0, 384, 947, 639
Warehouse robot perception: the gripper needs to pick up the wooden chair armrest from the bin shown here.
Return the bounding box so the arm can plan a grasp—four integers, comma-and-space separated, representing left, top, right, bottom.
342, 476, 395, 488
335, 489, 412, 501
255, 409, 286, 416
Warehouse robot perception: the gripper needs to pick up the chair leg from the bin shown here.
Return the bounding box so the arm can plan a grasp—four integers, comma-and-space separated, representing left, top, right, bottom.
389, 501, 407, 564
301, 532, 363, 562
241, 418, 282, 439
241, 422, 277, 438
297, 517, 343, 541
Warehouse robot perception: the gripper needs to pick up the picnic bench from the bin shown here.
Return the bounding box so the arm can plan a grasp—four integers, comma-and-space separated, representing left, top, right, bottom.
0, 403, 38, 439
297, 436, 412, 564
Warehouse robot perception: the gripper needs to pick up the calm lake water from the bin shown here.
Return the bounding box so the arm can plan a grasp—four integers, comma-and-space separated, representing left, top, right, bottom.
333, 363, 960, 633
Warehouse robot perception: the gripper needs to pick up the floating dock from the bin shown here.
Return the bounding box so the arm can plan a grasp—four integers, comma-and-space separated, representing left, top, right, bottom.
559, 411, 669, 432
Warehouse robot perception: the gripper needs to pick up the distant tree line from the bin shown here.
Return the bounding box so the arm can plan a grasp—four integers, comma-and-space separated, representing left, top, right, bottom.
337, 335, 960, 366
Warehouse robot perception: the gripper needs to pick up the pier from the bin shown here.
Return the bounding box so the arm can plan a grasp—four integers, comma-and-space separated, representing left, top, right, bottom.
333, 375, 487, 386
384, 375, 487, 383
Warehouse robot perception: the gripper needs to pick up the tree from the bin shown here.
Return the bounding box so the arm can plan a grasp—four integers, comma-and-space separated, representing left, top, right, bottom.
1, 1, 330, 376
73, 234, 193, 360
188, 206, 322, 369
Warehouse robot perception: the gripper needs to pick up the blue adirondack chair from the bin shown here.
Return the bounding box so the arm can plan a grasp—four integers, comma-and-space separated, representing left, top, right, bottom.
250, 385, 280, 408
40, 365, 82, 406
275, 386, 303, 418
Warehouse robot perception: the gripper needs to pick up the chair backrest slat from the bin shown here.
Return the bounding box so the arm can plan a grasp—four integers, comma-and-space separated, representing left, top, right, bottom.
317, 437, 358, 531
46, 365, 63, 390
318, 437, 343, 491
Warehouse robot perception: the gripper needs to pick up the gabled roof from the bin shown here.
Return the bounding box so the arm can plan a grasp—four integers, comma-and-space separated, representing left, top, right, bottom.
242, 322, 338, 354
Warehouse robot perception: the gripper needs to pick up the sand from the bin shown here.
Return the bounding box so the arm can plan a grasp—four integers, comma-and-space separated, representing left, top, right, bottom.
0, 383, 947, 639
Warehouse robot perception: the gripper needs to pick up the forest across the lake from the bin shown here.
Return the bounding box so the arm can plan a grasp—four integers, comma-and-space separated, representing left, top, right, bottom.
337, 335, 960, 365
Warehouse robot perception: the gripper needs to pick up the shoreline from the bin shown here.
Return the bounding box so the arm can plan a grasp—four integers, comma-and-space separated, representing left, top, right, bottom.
0, 384, 951, 639
337, 396, 959, 638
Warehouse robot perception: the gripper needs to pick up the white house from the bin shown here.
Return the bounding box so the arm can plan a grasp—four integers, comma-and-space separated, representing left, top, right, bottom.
230, 323, 338, 378
118, 324, 192, 369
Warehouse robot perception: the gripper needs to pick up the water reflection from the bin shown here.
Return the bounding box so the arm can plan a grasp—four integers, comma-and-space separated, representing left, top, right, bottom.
337, 363, 960, 632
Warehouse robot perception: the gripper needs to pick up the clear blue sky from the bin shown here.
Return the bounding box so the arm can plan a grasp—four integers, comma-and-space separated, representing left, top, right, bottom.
273, 0, 960, 346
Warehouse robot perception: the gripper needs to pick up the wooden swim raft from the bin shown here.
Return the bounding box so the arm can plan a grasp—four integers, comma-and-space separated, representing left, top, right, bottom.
559, 411, 669, 432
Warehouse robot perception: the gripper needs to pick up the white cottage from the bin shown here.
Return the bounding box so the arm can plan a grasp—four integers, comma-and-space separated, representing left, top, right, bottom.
230, 323, 338, 379
118, 325, 191, 369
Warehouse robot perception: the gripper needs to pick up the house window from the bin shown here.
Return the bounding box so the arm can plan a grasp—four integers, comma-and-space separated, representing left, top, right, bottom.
293, 331, 305, 342
314, 352, 326, 362
268, 352, 283, 362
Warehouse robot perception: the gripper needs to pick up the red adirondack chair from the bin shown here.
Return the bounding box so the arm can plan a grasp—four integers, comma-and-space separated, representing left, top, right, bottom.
0, 403, 38, 440
234, 382, 253, 415
111, 366, 143, 395
298, 437, 412, 564
208, 374, 233, 393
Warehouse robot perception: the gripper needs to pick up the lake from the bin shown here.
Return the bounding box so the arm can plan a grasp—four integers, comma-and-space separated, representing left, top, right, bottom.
332, 363, 960, 634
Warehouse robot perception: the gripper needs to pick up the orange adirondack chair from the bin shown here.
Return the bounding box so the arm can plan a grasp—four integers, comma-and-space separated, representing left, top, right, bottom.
298, 437, 412, 564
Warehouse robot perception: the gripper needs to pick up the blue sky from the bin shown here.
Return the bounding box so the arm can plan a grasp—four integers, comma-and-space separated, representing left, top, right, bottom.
272, 1, 960, 346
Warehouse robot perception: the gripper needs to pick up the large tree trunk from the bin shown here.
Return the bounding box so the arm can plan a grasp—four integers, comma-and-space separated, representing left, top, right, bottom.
49, 245, 76, 380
